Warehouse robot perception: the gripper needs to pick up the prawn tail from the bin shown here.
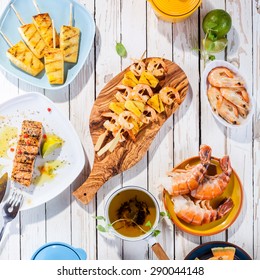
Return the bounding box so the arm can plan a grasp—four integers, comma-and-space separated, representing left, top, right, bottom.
217, 197, 234, 219
219, 155, 233, 176
199, 144, 212, 166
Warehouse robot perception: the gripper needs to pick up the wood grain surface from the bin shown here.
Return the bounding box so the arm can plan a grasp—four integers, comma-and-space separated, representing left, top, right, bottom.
0, 0, 259, 261
73, 58, 189, 204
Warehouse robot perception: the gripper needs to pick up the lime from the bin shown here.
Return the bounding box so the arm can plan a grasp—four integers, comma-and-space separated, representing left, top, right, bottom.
203, 38, 228, 53
41, 134, 64, 158
202, 9, 232, 41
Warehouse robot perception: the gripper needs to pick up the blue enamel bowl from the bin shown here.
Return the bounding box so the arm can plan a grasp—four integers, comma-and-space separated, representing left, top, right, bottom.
31, 242, 87, 260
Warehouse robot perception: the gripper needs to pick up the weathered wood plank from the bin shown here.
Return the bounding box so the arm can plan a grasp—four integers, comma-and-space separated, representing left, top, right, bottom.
0, 0, 257, 260
253, 0, 260, 261
121, 0, 148, 260
172, 11, 201, 260
95, 0, 122, 260
70, 0, 97, 261
0, 0, 21, 260
226, 0, 253, 258
200, 0, 227, 245
146, 2, 174, 260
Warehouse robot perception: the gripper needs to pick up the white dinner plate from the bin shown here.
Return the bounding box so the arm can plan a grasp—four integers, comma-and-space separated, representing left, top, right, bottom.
0, 93, 85, 210
0, 0, 95, 90
202, 60, 254, 128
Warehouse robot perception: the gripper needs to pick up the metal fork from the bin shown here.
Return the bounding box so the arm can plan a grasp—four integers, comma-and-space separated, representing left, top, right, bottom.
0, 191, 23, 242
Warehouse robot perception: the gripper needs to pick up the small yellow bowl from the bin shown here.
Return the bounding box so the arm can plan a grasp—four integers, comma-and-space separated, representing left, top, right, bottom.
148, 0, 202, 23
163, 156, 243, 236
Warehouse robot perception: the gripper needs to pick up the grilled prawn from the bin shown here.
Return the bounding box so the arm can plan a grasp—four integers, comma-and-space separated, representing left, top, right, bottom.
208, 67, 245, 88
172, 195, 234, 226
132, 84, 154, 102
165, 145, 212, 196
159, 87, 180, 106
220, 87, 250, 118
130, 59, 146, 77
147, 58, 168, 78
191, 156, 232, 200
207, 86, 221, 113
217, 95, 240, 125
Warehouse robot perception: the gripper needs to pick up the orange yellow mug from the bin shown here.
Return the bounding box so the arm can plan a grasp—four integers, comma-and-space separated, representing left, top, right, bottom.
147, 0, 202, 23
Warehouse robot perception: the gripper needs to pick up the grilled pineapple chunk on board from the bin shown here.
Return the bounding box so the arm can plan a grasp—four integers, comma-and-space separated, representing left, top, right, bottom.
60, 25, 80, 63
33, 13, 60, 48
44, 48, 64, 84
6, 41, 44, 76
18, 23, 47, 59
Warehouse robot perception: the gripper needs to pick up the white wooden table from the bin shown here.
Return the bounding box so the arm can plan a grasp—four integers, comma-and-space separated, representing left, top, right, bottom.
0, 0, 259, 260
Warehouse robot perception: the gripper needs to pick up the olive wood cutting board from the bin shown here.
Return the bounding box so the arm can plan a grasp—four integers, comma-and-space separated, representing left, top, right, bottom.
73, 57, 189, 205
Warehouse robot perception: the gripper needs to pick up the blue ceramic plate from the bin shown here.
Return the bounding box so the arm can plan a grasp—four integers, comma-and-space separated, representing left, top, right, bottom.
185, 241, 252, 260
0, 0, 95, 90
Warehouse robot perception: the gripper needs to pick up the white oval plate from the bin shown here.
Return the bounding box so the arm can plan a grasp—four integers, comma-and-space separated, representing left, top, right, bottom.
0, 0, 95, 90
202, 60, 254, 128
0, 93, 85, 210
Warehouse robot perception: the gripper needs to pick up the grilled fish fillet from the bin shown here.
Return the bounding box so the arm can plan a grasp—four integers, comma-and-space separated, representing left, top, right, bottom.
32, 13, 60, 48
18, 23, 47, 59
6, 41, 44, 76
11, 120, 43, 187
60, 25, 80, 63
44, 48, 64, 84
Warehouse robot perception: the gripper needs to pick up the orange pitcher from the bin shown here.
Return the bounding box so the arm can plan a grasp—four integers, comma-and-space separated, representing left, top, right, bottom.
148, 0, 202, 23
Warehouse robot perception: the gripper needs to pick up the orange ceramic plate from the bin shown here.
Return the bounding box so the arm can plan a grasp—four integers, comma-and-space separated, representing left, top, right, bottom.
163, 156, 243, 236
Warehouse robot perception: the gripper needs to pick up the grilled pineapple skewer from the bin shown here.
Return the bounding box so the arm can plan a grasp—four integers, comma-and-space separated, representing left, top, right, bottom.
33, 13, 60, 48
32, 0, 59, 48
44, 20, 64, 84
11, 4, 47, 59
60, 3, 80, 63
0, 31, 44, 76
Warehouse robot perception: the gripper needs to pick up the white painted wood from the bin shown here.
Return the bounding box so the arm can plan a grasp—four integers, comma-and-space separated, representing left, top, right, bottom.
70, 0, 97, 262
146, 3, 174, 260
95, 0, 122, 260
0, 0, 259, 260
0, 0, 20, 260
121, 0, 148, 260
226, 0, 254, 258
253, 0, 260, 261
172, 11, 201, 260
200, 0, 226, 245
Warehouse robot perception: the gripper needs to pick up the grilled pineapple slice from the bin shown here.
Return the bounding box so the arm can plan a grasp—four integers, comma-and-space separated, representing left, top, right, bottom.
44, 48, 64, 84
60, 25, 80, 63
109, 102, 125, 115
147, 94, 165, 113
125, 100, 145, 117
32, 13, 60, 48
18, 23, 47, 59
122, 71, 139, 87
6, 41, 44, 76
139, 71, 159, 88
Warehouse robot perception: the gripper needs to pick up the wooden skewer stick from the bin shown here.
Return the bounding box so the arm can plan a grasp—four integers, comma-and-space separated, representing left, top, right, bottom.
52, 19, 56, 48
140, 50, 147, 60
10, 4, 26, 25
32, 0, 41, 14
69, 3, 73, 26
0, 30, 13, 47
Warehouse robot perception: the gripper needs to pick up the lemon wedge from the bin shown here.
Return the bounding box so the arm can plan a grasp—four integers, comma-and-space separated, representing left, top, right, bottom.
41, 134, 64, 158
